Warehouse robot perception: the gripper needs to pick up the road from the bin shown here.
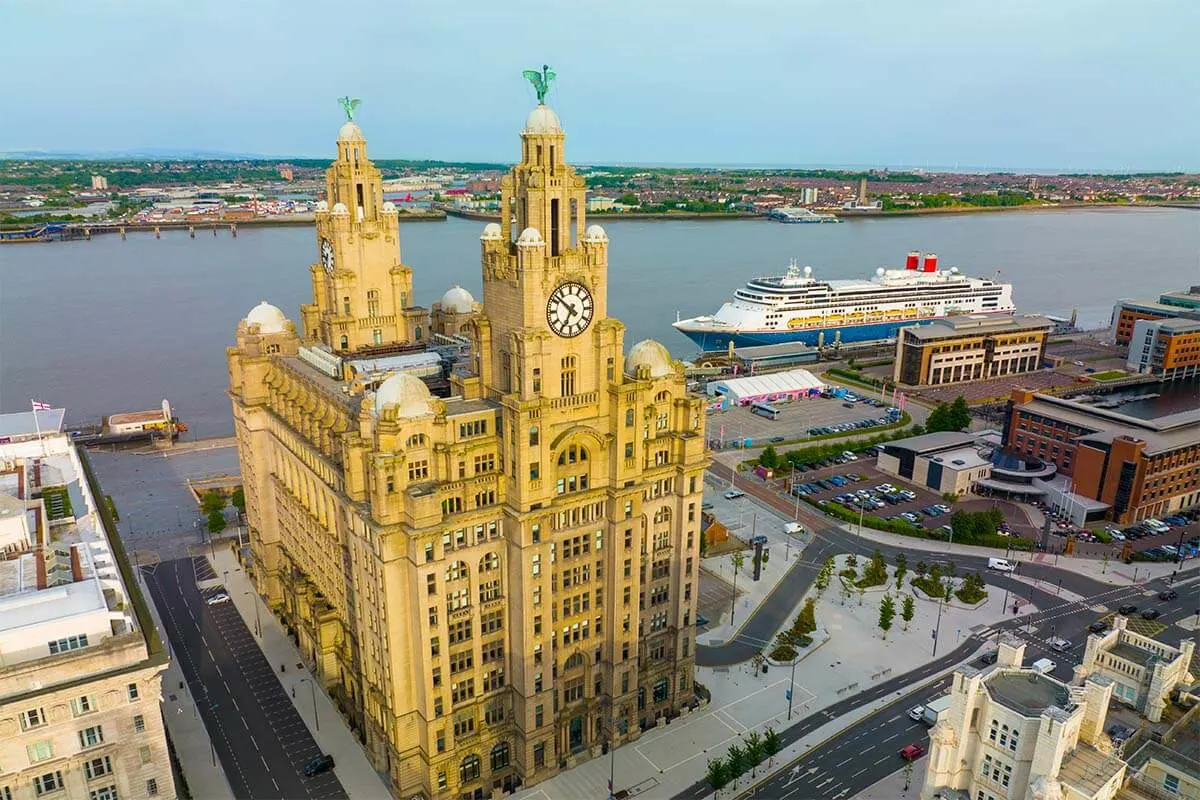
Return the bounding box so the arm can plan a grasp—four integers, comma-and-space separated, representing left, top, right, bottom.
144, 557, 347, 800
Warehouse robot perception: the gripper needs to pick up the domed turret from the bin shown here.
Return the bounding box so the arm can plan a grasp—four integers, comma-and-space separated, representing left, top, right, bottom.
373, 373, 434, 419
382, 201, 397, 214
517, 227, 545, 247
480, 222, 502, 241
626, 339, 675, 378
315, 200, 329, 212
439, 286, 476, 314
524, 105, 562, 135
245, 301, 289, 335
338, 121, 365, 142
332, 202, 349, 215
583, 224, 608, 242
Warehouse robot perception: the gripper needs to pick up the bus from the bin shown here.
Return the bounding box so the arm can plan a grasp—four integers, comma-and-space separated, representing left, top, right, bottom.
750, 402, 780, 420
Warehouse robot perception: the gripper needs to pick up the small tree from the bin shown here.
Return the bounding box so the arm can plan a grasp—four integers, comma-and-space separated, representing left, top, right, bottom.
731, 551, 745, 577
726, 743, 746, 779
761, 548, 770, 565
894, 552, 908, 585
866, 549, 888, 584
759, 445, 779, 469
763, 727, 782, 757
846, 552, 858, 569
206, 508, 225, 535
878, 594, 896, 639
796, 597, 817, 634
200, 490, 227, 515
231, 487, 246, 515
857, 584, 866, 606
915, 560, 927, 578
840, 582, 852, 606
901, 595, 915, 630
814, 557, 834, 597
950, 395, 972, 430
744, 731, 765, 774
706, 759, 730, 792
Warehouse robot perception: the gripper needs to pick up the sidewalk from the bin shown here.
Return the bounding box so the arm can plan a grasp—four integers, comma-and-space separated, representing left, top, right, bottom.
138, 568, 235, 800
208, 544, 391, 800
852, 756, 926, 799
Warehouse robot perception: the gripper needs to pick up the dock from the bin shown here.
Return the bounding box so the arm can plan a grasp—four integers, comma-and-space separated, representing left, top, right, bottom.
72, 399, 187, 448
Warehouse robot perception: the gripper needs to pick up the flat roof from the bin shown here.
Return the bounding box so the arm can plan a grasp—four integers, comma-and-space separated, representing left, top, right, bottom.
986, 670, 1072, 717
1057, 744, 1126, 798
108, 409, 165, 425
927, 446, 990, 470
883, 430, 978, 455
733, 342, 818, 358
0, 409, 65, 440
1116, 297, 1200, 318
1154, 317, 1200, 333
1016, 394, 1200, 455
902, 313, 1054, 340
1107, 639, 1161, 667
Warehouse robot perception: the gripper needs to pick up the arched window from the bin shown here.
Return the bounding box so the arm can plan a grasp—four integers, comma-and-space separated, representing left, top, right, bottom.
557, 445, 589, 466
529, 425, 539, 446
406, 433, 427, 448
653, 506, 672, 524
446, 561, 468, 582
479, 552, 499, 573
265, 344, 280, 355
367, 289, 379, 317
561, 355, 577, 397
564, 652, 585, 671
339, 335, 348, 350
625, 408, 635, 427
459, 754, 481, 783
491, 742, 510, 771
655, 390, 670, 404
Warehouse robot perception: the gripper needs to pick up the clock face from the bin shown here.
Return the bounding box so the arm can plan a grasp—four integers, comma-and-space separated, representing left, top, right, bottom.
320, 239, 335, 274
546, 281, 594, 338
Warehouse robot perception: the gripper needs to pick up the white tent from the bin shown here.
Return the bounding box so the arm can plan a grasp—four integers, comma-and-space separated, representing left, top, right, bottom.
706, 369, 826, 405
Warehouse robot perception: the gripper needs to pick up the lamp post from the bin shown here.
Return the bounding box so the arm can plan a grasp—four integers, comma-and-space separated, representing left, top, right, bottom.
243, 591, 262, 638
729, 551, 745, 627
786, 653, 800, 720
299, 678, 320, 731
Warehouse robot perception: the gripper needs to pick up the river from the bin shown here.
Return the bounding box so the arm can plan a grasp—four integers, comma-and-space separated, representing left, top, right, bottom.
2, 208, 1198, 437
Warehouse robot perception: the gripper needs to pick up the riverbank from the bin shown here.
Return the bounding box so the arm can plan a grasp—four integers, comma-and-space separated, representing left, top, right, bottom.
0, 209, 447, 234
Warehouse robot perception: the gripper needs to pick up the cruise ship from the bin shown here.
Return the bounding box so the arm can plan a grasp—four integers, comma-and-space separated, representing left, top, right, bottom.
673, 251, 1015, 350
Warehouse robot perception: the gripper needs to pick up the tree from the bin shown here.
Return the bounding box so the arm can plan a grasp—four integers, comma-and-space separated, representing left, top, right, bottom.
725, 743, 746, 779
901, 595, 915, 630
840, 582, 852, 606
206, 508, 226, 535
731, 551, 745, 577
796, 597, 817, 634
200, 490, 227, 515
915, 560, 927, 578
894, 552, 908, 586
744, 731, 765, 775
925, 403, 951, 433
910, 424, 926, 436
761, 548, 770, 565
878, 594, 896, 639
941, 491, 961, 506
706, 759, 730, 792
950, 395, 972, 430
763, 727, 782, 757
814, 557, 834, 597
866, 549, 888, 584
759, 445, 779, 469
846, 552, 858, 569
231, 487, 246, 515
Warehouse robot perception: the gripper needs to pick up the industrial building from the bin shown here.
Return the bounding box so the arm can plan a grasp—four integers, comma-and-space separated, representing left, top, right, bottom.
893, 313, 1053, 387
877, 430, 994, 496
228, 96, 709, 799
704, 369, 826, 409
1125, 317, 1200, 381
0, 409, 173, 800
1111, 286, 1200, 345
1004, 389, 1200, 523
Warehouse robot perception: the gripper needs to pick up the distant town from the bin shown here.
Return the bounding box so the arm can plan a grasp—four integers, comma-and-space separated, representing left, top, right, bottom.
3, 156, 1199, 230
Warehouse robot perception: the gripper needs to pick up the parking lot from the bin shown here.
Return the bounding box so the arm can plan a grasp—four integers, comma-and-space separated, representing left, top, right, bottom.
706, 393, 901, 448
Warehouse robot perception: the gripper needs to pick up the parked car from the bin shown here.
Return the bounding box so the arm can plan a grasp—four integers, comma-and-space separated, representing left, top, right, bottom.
303, 754, 335, 777
842, 451, 859, 461
206, 591, 231, 606
750, 535, 769, 546
1141, 609, 1161, 620
1118, 604, 1137, 615
723, 489, 745, 500
1088, 621, 1108, 634
899, 744, 926, 761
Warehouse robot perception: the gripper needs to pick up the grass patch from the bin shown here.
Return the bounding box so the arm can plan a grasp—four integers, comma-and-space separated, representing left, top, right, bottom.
105, 494, 120, 521
40, 485, 74, 520
911, 574, 948, 598
1089, 370, 1127, 381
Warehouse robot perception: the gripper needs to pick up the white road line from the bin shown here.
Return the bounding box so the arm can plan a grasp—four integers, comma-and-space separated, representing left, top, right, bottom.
836, 756, 853, 767
251, 735, 260, 751
861, 745, 875, 754
883, 732, 900, 743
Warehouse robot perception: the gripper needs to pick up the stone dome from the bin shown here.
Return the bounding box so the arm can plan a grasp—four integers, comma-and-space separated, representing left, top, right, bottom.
315, 200, 329, 212
480, 222, 502, 241
583, 224, 608, 242
373, 373, 434, 419
245, 301, 289, 335
331, 202, 349, 215
626, 339, 674, 378
338, 121, 365, 141
439, 285, 476, 314
524, 105, 562, 135
516, 227, 545, 247
382, 201, 397, 213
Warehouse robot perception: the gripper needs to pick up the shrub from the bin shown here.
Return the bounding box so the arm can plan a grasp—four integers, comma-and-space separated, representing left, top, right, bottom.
955, 572, 988, 604
839, 567, 858, 581
911, 573, 946, 598
770, 640, 797, 661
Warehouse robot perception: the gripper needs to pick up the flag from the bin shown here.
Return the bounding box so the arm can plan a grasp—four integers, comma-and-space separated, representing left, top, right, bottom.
31, 400, 52, 411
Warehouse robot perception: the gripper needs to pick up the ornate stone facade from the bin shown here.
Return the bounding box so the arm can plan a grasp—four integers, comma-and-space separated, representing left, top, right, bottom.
228, 95, 710, 800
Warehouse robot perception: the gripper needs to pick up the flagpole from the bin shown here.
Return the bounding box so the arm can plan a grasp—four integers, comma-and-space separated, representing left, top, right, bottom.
30, 400, 46, 457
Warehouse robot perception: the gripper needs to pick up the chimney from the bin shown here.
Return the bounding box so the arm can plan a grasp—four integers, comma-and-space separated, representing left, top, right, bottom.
70, 544, 84, 582
36, 548, 47, 590
905, 251, 920, 270
923, 253, 939, 272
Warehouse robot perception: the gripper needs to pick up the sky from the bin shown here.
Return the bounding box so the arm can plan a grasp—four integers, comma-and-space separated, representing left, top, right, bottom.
4, 0, 1199, 171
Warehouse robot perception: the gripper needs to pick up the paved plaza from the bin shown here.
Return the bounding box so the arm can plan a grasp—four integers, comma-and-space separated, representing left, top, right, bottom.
706, 392, 899, 448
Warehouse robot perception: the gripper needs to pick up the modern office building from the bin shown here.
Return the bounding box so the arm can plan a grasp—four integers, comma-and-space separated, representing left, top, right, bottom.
922, 636, 1125, 800
228, 93, 710, 799
877, 431, 994, 496
1125, 317, 1200, 381
893, 313, 1054, 387
1003, 389, 1200, 523
1077, 616, 1195, 723
0, 410, 172, 800
1111, 287, 1200, 346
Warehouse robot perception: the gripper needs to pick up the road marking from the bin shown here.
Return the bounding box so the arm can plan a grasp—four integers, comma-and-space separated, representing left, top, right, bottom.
860, 745, 875, 754
251, 735, 259, 751
884, 732, 900, 743
836, 756, 853, 767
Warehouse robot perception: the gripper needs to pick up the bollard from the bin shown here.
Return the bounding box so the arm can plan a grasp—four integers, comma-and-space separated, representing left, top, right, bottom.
120, 227, 126, 240
189, 226, 195, 238
231, 223, 237, 237
155, 226, 161, 239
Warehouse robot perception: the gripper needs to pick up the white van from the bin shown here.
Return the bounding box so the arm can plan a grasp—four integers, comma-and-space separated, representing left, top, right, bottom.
1031, 658, 1057, 674
784, 522, 806, 536
987, 558, 1016, 572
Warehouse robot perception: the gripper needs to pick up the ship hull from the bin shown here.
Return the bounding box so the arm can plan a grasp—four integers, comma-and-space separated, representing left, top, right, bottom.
675, 313, 1008, 351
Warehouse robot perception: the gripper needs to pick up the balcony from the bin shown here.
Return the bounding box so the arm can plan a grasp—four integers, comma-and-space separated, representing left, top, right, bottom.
550, 391, 599, 410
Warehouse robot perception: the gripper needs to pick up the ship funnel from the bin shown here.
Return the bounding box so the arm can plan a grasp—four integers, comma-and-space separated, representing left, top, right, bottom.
923, 253, 939, 272
905, 251, 920, 270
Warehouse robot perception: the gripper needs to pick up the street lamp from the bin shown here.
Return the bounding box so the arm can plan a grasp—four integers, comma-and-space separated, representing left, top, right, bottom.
729, 551, 745, 627
243, 591, 262, 638
299, 678, 320, 731
786, 652, 801, 720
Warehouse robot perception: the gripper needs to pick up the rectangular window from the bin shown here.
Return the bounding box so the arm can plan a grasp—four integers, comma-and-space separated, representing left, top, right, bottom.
20, 708, 47, 729
134, 714, 146, 733
33, 772, 64, 797
84, 756, 113, 780
1164, 774, 1180, 793
26, 741, 54, 763
127, 683, 140, 701
78, 725, 105, 749
88, 787, 118, 800
139, 746, 153, 764
146, 780, 159, 797
534, 743, 546, 769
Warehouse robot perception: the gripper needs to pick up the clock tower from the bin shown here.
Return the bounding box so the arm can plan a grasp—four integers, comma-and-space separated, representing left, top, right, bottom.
301, 113, 427, 353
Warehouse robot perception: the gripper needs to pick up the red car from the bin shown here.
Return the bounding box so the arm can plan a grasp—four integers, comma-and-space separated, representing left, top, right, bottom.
900, 744, 926, 761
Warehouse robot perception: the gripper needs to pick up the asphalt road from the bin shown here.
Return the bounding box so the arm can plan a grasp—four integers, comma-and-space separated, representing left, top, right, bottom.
144, 557, 347, 800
